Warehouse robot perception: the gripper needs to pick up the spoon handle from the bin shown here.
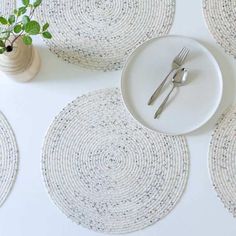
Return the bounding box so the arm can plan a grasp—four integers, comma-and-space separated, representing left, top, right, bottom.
154, 85, 176, 119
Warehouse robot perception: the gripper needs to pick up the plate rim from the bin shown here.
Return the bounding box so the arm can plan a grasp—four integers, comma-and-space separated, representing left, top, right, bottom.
120, 34, 223, 136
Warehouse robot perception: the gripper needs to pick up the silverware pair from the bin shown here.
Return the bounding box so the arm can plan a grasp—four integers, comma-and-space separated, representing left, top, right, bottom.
148, 47, 190, 118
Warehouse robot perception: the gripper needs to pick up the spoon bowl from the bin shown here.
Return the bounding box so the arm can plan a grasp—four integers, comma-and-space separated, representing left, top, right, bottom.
172, 68, 188, 86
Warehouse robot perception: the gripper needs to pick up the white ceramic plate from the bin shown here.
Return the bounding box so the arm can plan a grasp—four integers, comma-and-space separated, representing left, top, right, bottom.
121, 35, 223, 135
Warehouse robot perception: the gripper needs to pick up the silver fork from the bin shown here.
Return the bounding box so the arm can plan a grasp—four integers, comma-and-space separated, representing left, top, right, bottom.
148, 47, 189, 105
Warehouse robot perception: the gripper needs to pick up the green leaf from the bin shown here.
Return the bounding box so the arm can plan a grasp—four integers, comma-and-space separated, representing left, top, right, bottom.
8, 15, 15, 25
0, 47, 6, 54
33, 0, 42, 7
14, 9, 18, 15
22, 15, 30, 26
18, 6, 27, 15
22, 35, 32, 45
42, 31, 52, 39
22, 0, 30, 6
0, 40, 5, 47
42, 22, 49, 31
14, 25, 22, 33
0, 17, 8, 25
25, 21, 40, 35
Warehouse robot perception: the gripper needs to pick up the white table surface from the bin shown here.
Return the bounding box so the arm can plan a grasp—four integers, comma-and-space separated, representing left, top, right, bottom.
0, 0, 236, 235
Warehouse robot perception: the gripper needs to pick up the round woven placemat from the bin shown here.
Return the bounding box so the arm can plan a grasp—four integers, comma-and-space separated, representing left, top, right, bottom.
203, 0, 236, 58
42, 88, 189, 233
0, 113, 18, 207
209, 105, 236, 216
35, 0, 175, 71
0, 0, 15, 16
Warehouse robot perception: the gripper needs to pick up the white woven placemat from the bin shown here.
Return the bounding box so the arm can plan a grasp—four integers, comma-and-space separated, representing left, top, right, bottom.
0, 0, 15, 16
42, 88, 189, 234
203, 0, 236, 58
0, 112, 18, 207
209, 105, 236, 216
36, 0, 175, 71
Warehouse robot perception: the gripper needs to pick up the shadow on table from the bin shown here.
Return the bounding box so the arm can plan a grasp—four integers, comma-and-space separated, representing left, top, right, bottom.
32, 46, 118, 84
188, 39, 236, 136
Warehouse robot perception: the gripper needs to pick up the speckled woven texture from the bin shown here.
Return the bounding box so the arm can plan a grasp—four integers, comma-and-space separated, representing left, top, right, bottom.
35, 0, 175, 71
0, 0, 15, 16
42, 88, 189, 234
0, 112, 18, 207
203, 0, 236, 58
209, 106, 236, 216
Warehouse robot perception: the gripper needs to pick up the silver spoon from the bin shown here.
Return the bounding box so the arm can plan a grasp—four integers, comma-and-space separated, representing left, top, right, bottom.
154, 68, 188, 119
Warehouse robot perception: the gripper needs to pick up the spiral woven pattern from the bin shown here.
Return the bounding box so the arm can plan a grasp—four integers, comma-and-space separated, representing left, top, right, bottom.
209, 106, 236, 216
36, 0, 175, 71
42, 88, 189, 233
0, 113, 18, 207
203, 0, 236, 58
0, 0, 15, 16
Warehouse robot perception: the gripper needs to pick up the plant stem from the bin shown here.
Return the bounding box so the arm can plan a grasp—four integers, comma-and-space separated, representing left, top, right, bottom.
10, 31, 24, 46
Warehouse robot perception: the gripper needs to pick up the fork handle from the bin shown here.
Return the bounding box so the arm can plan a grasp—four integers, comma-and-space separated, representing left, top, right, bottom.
148, 68, 175, 105
154, 85, 176, 119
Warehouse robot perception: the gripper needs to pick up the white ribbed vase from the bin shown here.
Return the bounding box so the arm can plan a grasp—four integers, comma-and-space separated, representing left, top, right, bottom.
0, 37, 41, 82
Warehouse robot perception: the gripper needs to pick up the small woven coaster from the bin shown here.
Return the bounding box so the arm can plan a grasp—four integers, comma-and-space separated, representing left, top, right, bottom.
35, 0, 175, 71
203, 0, 236, 58
209, 106, 236, 216
0, 112, 18, 207
42, 88, 189, 234
0, 0, 15, 16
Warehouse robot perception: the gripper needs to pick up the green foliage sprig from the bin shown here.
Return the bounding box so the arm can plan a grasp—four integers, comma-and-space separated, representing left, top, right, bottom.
0, 0, 52, 54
